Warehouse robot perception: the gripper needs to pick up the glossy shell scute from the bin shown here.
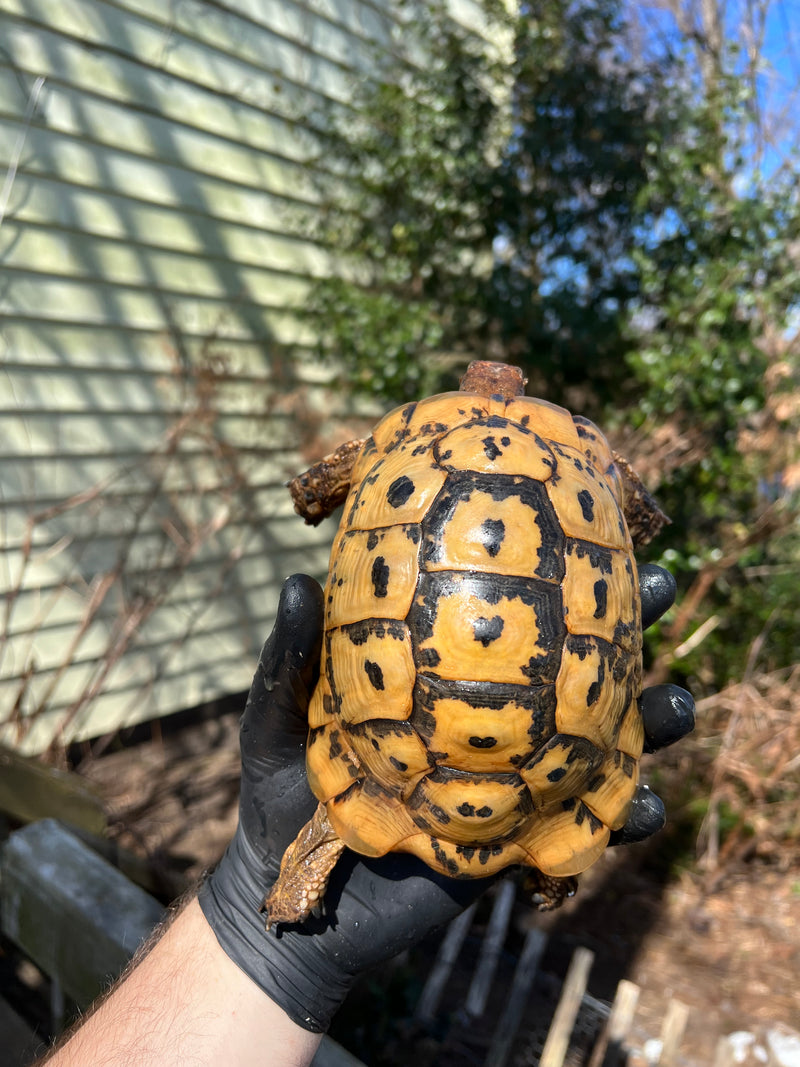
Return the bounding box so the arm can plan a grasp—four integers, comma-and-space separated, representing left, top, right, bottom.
307, 393, 643, 880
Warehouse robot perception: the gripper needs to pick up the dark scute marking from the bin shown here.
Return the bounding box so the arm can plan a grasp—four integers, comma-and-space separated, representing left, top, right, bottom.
421, 421, 448, 436
364, 659, 385, 691
621, 753, 636, 778
389, 756, 408, 772
480, 517, 505, 557
586, 773, 606, 792
371, 556, 390, 598
419, 471, 565, 583
344, 619, 408, 645
406, 524, 421, 543
429, 803, 451, 824
387, 475, 415, 508
520, 415, 530, 427
472, 615, 504, 647
456, 845, 476, 860
586, 656, 605, 707
419, 647, 441, 668
485, 414, 510, 428
475, 806, 493, 818
483, 435, 502, 461
366, 530, 379, 551
561, 797, 577, 812
569, 539, 614, 575
547, 766, 567, 783
593, 578, 609, 619
401, 402, 417, 426
328, 730, 342, 759
577, 488, 595, 522
371, 738, 380, 750
501, 436, 511, 447
469, 735, 498, 749
430, 839, 460, 877
457, 802, 476, 816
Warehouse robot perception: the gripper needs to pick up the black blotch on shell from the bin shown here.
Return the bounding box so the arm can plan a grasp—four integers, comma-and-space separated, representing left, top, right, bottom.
387, 475, 415, 508
483, 436, 502, 461
371, 556, 390, 598
472, 615, 505, 647
480, 518, 505, 557
593, 578, 608, 619
469, 735, 498, 749
577, 488, 595, 522
364, 659, 385, 691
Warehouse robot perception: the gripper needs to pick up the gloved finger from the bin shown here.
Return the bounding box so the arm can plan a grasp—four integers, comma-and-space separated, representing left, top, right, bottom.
639, 564, 677, 630
640, 683, 695, 753
303, 849, 496, 972
240, 573, 324, 767
608, 784, 666, 846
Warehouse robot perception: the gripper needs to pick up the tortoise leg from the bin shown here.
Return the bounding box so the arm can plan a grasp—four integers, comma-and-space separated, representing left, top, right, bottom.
612, 451, 670, 549
287, 438, 367, 526
523, 871, 579, 911
261, 802, 347, 928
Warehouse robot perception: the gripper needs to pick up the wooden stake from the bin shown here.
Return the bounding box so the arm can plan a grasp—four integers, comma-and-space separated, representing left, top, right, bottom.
539, 947, 595, 1067
586, 979, 640, 1067
657, 999, 689, 1065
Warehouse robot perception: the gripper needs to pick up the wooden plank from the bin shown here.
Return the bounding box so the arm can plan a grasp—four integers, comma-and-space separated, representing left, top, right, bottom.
0, 994, 42, 1066
587, 979, 640, 1067
0, 746, 106, 834
483, 927, 548, 1067
0, 819, 164, 1007
414, 902, 477, 1022
539, 947, 595, 1067
464, 879, 516, 1017
0, 820, 364, 1065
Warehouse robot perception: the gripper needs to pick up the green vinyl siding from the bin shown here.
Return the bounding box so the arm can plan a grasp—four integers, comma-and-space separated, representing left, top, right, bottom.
0, 0, 493, 753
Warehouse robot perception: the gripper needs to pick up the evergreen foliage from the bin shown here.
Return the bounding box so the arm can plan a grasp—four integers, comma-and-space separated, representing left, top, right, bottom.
302, 0, 800, 688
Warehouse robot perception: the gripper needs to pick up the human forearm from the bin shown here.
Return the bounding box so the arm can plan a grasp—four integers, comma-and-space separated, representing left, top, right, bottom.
42, 896, 322, 1067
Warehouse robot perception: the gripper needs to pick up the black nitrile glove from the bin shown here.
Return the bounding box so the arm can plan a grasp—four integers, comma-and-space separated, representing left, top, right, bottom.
199, 567, 694, 1033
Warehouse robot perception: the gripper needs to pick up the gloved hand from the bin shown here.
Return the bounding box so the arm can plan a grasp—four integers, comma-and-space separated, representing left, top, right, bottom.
199, 567, 694, 1033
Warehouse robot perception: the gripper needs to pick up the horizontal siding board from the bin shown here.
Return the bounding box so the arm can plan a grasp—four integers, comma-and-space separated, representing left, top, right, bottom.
5, 182, 336, 276
1, 224, 317, 302
0, 111, 320, 209
0, 274, 319, 342
3, 544, 333, 673
2, 0, 372, 111
0, 0, 490, 752
0, 321, 329, 372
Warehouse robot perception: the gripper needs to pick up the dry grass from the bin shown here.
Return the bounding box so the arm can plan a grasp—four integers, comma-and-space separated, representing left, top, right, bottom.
694, 664, 800, 880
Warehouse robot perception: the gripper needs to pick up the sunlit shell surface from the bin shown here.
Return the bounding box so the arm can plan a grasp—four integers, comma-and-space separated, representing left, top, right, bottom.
305, 390, 644, 880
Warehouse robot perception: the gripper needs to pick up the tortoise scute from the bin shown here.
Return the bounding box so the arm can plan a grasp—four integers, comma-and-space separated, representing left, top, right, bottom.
304, 389, 648, 886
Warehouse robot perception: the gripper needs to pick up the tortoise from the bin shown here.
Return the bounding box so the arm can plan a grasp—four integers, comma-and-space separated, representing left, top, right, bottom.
262, 360, 667, 926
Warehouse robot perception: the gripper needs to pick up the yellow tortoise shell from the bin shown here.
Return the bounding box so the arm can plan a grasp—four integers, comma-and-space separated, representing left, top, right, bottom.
306, 389, 644, 881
